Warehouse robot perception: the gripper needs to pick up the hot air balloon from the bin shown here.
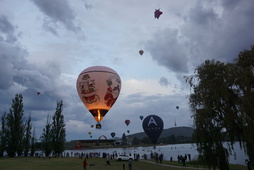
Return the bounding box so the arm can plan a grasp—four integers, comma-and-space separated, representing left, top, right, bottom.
139, 116, 144, 120
125, 119, 130, 126
142, 115, 164, 145
88, 132, 92, 138
176, 106, 179, 110
37, 92, 40, 95
111, 132, 116, 138
76, 66, 121, 129
139, 50, 144, 55
127, 130, 130, 133
154, 9, 163, 19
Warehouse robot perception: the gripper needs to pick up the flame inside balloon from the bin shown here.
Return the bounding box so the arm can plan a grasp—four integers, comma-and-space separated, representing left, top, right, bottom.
76, 66, 121, 124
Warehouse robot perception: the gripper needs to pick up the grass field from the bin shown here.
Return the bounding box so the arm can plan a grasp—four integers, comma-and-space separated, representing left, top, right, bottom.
0, 157, 247, 170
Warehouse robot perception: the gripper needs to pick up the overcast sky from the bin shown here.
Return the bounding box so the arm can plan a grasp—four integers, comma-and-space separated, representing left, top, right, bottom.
1, 0, 253, 141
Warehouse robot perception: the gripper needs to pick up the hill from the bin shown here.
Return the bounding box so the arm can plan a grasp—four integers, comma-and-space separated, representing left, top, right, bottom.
128, 126, 194, 139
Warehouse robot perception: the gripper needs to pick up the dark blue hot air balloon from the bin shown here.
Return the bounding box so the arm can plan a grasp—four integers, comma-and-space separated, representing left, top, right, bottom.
142, 115, 164, 145
111, 132, 116, 138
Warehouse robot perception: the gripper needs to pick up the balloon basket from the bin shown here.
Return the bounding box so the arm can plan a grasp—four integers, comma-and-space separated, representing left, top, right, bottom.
96, 123, 101, 129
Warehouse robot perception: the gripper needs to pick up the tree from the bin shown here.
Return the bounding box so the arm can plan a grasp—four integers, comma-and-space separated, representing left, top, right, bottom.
121, 133, 127, 145
187, 46, 254, 169
6, 94, 25, 157
23, 114, 32, 157
141, 137, 151, 145
51, 100, 66, 156
40, 114, 52, 157
233, 46, 254, 163
132, 137, 140, 145
0, 112, 7, 157
30, 127, 37, 157
187, 60, 235, 170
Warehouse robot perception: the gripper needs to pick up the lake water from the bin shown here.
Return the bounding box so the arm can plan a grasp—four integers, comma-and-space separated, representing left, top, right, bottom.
64, 142, 248, 165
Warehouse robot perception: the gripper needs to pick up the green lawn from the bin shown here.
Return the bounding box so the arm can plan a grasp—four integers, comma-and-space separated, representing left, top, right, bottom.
0, 157, 247, 170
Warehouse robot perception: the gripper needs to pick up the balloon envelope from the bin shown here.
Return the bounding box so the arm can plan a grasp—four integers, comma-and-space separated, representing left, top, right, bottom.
139, 50, 144, 55
125, 119, 130, 126
142, 115, 164, 145
154, 9, 163, 19
111, 132, 116, 138
176, 106, 179, 109
76, 66, 121, 123
139, 116, 144, 120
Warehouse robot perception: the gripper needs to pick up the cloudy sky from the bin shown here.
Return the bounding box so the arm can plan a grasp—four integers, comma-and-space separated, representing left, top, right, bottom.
1, 0, 253, 141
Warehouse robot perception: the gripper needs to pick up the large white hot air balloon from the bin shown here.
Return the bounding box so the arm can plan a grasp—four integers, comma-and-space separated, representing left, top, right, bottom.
76, 66, 121, 129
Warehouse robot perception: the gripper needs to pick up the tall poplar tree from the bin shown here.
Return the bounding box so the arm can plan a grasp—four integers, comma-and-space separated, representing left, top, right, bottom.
40, 115, 52, 157
0, 112, 7, 157
51, 100, 66, 156
30, 127, 37, 157
6, 94, 25, 157
23, 114, 32, 157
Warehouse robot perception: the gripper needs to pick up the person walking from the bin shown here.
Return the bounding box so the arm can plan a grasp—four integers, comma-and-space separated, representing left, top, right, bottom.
83, 159, 87, 170
128, 159, 132, 170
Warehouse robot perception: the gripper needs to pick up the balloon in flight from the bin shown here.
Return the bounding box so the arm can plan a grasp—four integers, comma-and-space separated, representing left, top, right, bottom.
139, 115, 144, 120
176, 106, 179, 110
154, 9, 163, 19
111, 132, 116, 138
142, 115, 164, 145
139, 50, 144, 55
76, 66, 121, 129
125, 119, 130, 126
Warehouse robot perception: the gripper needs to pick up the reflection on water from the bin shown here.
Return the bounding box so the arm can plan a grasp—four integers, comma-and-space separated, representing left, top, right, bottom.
64, 142, 247, 165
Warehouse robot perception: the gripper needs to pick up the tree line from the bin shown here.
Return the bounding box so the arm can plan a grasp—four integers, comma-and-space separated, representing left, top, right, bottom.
186, 45, 254, 170
0, 94, 66, 157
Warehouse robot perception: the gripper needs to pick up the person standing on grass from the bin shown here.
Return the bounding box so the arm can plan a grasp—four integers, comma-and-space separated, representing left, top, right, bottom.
128, 159, 132, 170
83, 159, 87, 170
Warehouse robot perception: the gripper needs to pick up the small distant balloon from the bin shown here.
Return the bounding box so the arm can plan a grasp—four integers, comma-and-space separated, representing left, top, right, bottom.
127, 130, 130, 133
125, 119, 130, 126
142, 115, 164, 145
176, 106, 179, 110
154, 9, 163, 19
139, 50, 144, 55
37, 92, 40, 95
140, 116, 144, 120
111, 132, 116, 138
91, 125, 94, 128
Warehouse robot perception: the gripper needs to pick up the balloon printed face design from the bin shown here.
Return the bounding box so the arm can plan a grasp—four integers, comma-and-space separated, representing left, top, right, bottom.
76, 66, 121, 124
142, 115, 164, 145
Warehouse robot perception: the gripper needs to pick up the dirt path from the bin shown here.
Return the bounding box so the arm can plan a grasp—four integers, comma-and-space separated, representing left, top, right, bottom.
140, 160, 208, 169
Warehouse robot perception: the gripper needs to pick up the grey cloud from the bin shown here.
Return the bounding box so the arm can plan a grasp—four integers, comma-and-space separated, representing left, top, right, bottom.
145, 28, 189, 73
31, 0, 81, 34
188, 3, 218, 25
146, 0, 254, 79
0, 15, 15, 34
84, 0, 92, 10
0, 15, 18, 43
159, 76, 170, 87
